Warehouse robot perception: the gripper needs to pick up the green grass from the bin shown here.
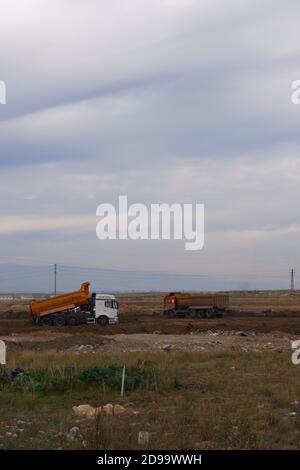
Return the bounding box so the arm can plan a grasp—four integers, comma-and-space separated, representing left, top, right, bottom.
5, 363, 168, 395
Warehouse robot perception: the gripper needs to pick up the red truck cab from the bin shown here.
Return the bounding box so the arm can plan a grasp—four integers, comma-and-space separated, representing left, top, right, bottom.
164, 293, 176, 313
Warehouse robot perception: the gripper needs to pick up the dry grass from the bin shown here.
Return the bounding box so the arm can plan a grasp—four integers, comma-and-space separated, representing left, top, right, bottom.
230, 290, 300, 312
1, 290, 300, 450
1, 349, 300, 449
118, 290, 300, 314
0, 300, 29, 314
2, 290, 300, 318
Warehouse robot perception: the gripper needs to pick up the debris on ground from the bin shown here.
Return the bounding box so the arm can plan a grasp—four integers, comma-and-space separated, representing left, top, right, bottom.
10, 368, 25, 380
240, 331, 256, 337
65, 426, 81, 442
138, 431, 150, 445
161, 344, 175, 352
5, 432, 17, 439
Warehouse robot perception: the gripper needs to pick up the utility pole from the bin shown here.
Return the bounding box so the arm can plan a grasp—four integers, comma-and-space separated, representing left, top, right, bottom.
290, 268, 295, 291
54, 264, 57, 296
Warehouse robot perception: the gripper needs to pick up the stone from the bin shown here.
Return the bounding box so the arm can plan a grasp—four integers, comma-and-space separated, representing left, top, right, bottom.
5, 432, 17, 439
114, 404, 126, 416
240, 331, 255, 337
66, 426, 80, 442
103, 403, 114, 416
72, 404, 96, 419
138, 431, 150, 445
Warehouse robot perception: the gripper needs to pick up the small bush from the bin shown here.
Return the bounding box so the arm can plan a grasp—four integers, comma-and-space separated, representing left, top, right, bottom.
10, 368, 77, 394
10, 372, 37, 392
8, 363, 166, 395
79, 364, 144, 391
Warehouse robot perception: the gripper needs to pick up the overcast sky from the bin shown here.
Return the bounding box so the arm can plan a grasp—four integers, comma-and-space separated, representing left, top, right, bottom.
1, 0, 300, 288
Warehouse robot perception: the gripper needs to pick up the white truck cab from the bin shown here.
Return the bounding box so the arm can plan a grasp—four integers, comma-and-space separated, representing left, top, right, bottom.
94, 294, 119, 325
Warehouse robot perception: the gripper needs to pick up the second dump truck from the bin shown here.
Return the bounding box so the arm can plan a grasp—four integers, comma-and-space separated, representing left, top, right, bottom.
164, 292, 229, 318
30, 282, 119, 326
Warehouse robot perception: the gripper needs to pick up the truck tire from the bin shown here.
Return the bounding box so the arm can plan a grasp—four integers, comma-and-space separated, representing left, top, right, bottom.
206, 310, 214, 319
78, 315, 87, 324
167, 310, 176, 318
53, 316, 66, 327
39, 316, 52, 326
67, 316, 78, 326
97, 315, 109, 326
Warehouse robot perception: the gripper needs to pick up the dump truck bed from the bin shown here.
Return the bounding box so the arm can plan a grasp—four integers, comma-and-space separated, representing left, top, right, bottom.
172, 292, 229, 310
164, 292, 230, 318
30, 282, 90, 319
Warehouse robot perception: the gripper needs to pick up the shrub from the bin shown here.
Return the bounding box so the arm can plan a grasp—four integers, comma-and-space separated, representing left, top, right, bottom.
10, 372, 37, 391
10, 368, 77, 393
79, 364, 143, 391
8, 363, 168, 395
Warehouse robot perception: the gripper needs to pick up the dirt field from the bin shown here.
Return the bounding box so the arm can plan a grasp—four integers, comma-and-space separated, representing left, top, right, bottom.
1, 290, 300, 351
1, 316, 300, 348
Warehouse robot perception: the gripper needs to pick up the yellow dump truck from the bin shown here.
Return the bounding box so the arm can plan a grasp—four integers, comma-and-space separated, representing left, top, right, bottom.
30, 282, 119, 326
163, 292, 229, 318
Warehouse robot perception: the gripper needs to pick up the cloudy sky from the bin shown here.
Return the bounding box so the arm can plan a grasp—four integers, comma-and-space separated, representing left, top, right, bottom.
1, 0, 300, 288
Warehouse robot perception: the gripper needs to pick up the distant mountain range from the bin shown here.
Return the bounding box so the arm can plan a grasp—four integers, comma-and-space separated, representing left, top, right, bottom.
0, 263, 290, 293
0, 263, 244, 293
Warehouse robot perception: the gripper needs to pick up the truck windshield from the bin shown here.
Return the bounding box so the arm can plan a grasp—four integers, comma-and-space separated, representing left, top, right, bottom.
105, 300, 118, 309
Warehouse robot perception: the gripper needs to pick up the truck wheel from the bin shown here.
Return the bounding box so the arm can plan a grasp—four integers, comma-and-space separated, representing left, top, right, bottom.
53, 316, 66, 327
67, 316, 78, 326
167, 310, 175, 318
97, 316, 109, 326
190, 310, 197, 318
78, 315, 87, 324
39, 316, 52, 326
200, 311, 207, 319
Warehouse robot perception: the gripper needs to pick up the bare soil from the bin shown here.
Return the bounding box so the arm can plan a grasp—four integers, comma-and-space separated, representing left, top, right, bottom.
0, 315, 300, 354
1, 291, 300, 352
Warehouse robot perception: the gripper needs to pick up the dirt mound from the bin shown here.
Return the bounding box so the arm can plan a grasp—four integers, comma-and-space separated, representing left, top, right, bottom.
0, 310, 28, 319
2, 315, 300, 345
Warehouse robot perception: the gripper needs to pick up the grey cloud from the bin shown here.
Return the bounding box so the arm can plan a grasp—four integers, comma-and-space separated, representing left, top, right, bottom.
1, 0, 300, 288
